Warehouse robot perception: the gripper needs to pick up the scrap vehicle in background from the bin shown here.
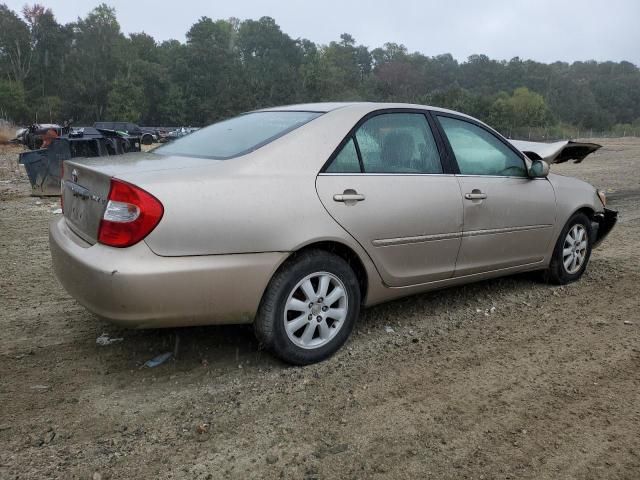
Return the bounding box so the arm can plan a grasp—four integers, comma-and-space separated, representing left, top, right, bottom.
20, 126, 141, 196
94, 121, 157, 145
161, 126, 199, 142
18, 123, 69, 150
49, 102, 617, 365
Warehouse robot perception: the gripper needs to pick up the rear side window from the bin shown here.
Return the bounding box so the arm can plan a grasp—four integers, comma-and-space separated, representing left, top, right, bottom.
155, 111, 322, 159
437, 116, 526, 177
326, 138, 361, 173
355, 113, 442, 174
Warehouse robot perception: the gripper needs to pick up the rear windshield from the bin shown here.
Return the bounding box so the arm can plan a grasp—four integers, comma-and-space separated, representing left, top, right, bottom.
154, 111, 322, 159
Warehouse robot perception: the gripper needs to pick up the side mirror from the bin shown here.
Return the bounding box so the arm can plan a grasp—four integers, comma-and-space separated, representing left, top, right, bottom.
529, 159, 550, 178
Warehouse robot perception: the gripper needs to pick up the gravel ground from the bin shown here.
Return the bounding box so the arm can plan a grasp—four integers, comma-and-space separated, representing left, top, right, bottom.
0, 139, 639, 479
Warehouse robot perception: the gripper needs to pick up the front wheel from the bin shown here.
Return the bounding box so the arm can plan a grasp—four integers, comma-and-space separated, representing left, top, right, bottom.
545, 212, 592, 284
254, 250, 360, 365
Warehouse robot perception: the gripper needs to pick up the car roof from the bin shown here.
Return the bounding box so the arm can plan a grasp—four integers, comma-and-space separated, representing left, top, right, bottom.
256, 101, 477, 120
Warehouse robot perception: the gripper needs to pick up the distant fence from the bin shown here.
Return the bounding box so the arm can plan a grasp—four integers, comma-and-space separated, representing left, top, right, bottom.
503, 126, 640, 142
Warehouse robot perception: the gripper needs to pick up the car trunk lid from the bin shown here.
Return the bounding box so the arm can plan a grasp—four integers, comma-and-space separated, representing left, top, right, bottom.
62, 162, 111, 244
61, 152, 215, 244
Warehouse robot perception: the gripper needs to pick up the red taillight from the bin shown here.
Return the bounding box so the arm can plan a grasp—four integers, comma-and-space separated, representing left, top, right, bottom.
97, 178, 164, 248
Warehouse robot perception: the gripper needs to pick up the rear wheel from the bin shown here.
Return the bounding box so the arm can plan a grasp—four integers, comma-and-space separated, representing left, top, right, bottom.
545, 212, 592, 284
254, 250, 360, 365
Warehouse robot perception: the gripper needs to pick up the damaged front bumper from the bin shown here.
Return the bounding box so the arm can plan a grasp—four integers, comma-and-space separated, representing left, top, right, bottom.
591, 208, 618, 248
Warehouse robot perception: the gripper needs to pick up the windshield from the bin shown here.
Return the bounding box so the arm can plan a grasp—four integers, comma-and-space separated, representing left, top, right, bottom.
154, 111, 322, 159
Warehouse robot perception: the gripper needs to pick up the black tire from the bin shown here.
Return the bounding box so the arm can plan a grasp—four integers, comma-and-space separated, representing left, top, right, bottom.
254, 250, 361, 365
545, 212, 592, 285
141, 134, 153, 145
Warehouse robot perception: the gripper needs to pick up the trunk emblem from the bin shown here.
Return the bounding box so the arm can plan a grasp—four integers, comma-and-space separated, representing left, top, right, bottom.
71, 169, 79, 183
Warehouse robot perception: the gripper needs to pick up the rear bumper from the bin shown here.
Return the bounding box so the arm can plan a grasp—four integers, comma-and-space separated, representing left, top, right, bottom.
592, 208, 618, 248
49, 217, 287, 328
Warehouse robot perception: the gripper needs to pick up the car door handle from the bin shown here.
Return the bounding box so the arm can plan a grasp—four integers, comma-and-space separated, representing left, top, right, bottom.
333, 192, 365, 202
464, 192, 487, 200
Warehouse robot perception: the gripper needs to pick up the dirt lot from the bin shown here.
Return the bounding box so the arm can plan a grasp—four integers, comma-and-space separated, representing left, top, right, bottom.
0, 139, 639, 480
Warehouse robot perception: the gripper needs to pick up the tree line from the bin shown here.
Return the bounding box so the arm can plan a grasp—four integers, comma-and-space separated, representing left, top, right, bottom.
1, 3, 640, 138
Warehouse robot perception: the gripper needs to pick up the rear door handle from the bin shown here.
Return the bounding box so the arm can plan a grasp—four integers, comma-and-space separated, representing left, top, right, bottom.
464, 191, 487, 200
333, 189, 365, 203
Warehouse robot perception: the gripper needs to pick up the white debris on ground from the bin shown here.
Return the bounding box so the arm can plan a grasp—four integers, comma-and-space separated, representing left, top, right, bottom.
96, 333, 124, 346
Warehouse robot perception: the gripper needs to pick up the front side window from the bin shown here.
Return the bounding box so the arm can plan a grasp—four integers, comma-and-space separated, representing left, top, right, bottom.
354, 113, 443, 174
437, 116, 527, 177
155, 111, 322, 159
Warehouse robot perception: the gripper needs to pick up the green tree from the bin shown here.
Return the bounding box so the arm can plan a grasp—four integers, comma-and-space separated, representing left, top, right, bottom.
0, 4, 32, 83
0, 79, 27, 120
106, 76, 144, 121
1, 3, 640, 134
488, 87, 551, 135
236, 16, 302, 107
156, 84, 186, 125
21, 4, 71, 121
63, 4, 125, 121
315, 33, 370, 100
182, 17, 247, 123
508, 87, 550, 128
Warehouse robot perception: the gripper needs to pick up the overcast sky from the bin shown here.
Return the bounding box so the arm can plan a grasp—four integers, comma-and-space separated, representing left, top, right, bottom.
4, 0, 640, 65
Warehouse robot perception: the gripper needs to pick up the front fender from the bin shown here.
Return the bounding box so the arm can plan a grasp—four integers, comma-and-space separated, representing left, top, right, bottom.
546, 172, 603, 252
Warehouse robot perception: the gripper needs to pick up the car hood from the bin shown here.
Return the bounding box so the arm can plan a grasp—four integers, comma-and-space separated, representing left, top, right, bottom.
509, 140, 602, 164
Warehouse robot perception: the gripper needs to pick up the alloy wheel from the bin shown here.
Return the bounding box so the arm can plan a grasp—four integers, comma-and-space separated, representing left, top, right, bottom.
562, 224, 588, 274
283, 272, 349, 349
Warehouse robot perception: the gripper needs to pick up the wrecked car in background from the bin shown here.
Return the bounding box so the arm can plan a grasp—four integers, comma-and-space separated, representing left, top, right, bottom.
49, 102, 617, 365
17, 123, 68, 150
20, 127, 141, 196
94, 122, 157, 145
161, 126, 199, 142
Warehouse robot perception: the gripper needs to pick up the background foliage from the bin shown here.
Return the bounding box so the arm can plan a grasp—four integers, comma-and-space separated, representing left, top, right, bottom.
1, 3, 640, 138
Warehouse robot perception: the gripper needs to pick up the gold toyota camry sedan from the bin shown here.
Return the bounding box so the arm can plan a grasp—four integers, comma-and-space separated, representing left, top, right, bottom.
50, 103, 617, 364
